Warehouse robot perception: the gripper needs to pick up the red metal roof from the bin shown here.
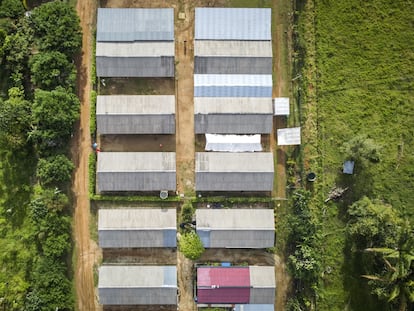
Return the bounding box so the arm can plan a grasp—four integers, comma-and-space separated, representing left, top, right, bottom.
197, 267, 250, 303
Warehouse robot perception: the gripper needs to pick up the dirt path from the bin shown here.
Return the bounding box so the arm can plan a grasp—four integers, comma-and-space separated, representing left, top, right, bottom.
272, 0, 293, 310
72, 0, 100, 310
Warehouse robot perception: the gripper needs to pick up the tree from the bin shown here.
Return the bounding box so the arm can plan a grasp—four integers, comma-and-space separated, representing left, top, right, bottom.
179, 232, 205, 260
341, 134, 381, 165
30, 87, 79, 151
0, 0, 25, 19
362, 224, 414, 311
0, 87, 31, 148
36, 155, 74, 186
347, 196, 401, 249
30, 51, 76, 90
30, 0, 81, 57
288, 244, 320, 284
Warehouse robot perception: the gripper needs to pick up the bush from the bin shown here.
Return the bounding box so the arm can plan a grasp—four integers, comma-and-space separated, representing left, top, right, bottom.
88, 152, 96, 196
36, 155, 74, 186
179, 232, 205, 260
89, 90, 97, 136
180, 201, 194, 224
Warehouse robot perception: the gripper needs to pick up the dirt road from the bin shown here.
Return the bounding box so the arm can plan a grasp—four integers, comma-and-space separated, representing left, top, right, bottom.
72, 0, 100, 310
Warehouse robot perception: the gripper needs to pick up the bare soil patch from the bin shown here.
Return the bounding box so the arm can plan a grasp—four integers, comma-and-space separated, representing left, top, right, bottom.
99, 134, 176, 152
99, 77, 175, 95
102, 248, 177, 265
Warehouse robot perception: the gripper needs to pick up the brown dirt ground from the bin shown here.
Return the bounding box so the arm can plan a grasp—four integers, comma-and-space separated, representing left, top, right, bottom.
73, 0, 101, 310
102, 248, 177, 265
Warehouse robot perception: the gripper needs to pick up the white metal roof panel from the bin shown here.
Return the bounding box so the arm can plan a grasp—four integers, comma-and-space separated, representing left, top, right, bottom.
195, 8, 271, 40
194, 97, 273, 114
97, 95, 175, 115
249, 266, 276, 288
277, 127, 301, 145
196, 209, 274, 230
98, 209, 176, 230
273, 97, 290, 115
97, 152, 176, 172
195, 152, 273, 172
194, 74, 272, 87
97, 8, 174, 42
96, 42, 175, 57
195, 40, 272, 57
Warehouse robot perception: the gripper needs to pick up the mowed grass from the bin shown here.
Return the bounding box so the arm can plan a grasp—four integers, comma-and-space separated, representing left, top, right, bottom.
312, 0, 414, 309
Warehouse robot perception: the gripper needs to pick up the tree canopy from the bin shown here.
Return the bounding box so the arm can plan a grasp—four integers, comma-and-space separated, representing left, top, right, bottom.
36, 154, 74, 186
30, 51, 76, 90
30, 0, 82, 57
179, 232, 205, 260
30, 87, 79, 150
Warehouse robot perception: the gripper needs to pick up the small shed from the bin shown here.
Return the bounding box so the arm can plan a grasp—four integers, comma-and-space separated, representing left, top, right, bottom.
195, 8, 271, 40
96, 95, 175, 134
277, 127, 301, 145
194, 97, 273, 134
96, 8, 174, 77
196, 209, 274, 248
273, 97, 290, 116
96, 152, 176, 193
196, 266, 275, 304
98, 265, 177, 305
194, 74, 272, 98
195, 152, 274, 192
343, 160, 355, 174
98, 208, 177, 248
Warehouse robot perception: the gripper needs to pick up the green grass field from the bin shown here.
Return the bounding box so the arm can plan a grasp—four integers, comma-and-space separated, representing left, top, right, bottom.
301, 0, 414, 309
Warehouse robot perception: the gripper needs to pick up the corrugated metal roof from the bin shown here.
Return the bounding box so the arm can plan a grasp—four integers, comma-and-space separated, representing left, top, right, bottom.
99, 265, 177, 305
96, 42, 175, 57
277, 127, 301, 145
97, 152, 175, 172
195, 8, 271, 40
249, 266, 275, 288
97, 8, 174, 42
196, 209, 274, 230
197, 267, 250, 303
99, 229, 176, 248
96, 56, 174, 77
196, 209, 274, 248
195, 41, 272, 57
194, 74, 272, 87
194, 86, 272, 97
194, 97, 273, 114
195, 57, 272, 74
97, 95, 175, 115
273, 97, 290, 115
234, 305, 275, 311
97, 115, 175, 134
195, 114, 273, 134
99, 209, 176, 229
196, 152, 273, 172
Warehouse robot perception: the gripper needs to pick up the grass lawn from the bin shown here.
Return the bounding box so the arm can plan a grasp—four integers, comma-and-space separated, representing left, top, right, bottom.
301, 0, 414, 309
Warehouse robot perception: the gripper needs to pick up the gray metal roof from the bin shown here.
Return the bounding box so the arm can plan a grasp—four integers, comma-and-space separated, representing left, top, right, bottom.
194, 86, 272, 97
98, 265, 177, 305
195, 114, 273, 134
98, 152, 176, 172
194, 97, 273, 114
97, 115, 175, 134
234, 305, 275, 311
196, 209, 274, 248
195, 57, 272, 74
97, 152, 176, 192
196, 209, 274, 229
249, 266, 275, 304
195, 153, 274, 191
196, 152, 274, 173
195, 8, 271, 40
97, 95, 175, 115
97, 8, 174, 42
96, 42, 175, 57
98, 209, 176, 248
195, 41, 272, 57
96, 56, 174, 77
99, 208, 176, 229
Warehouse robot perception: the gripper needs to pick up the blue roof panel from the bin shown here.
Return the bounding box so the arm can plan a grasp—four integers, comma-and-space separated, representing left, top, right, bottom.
97, 8, 174, 42
163, 266, 177, 287
195, 8, 271, 40
234, 304, 274, 311
195, 86, 272, 97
